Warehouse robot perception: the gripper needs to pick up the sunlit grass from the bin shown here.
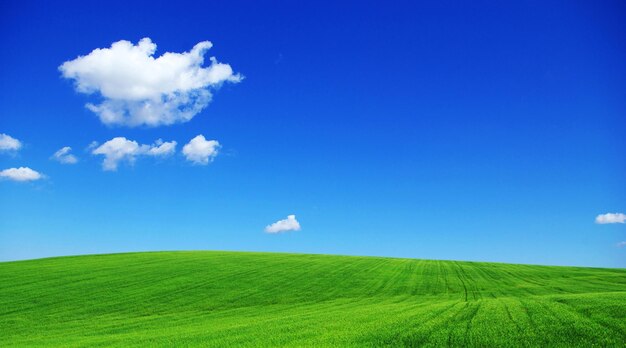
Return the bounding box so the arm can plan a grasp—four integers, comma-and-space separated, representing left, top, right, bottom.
1, 251, 624, 346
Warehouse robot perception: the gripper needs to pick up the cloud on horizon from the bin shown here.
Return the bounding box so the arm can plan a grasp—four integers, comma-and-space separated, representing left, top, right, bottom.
182, 135, 220, 165
92, 137, 176, 171
0, 167, 44, 182
265, 215, 301, 233
51, 146, 78, 164
0, 133, 22, 152
595, 213, 626, 224
59, 38, 242, 127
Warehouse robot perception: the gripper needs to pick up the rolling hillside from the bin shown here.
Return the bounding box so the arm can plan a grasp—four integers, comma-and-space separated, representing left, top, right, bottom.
1, 251, 625, 346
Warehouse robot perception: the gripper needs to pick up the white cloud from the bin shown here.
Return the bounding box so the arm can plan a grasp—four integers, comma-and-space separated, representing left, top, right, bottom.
595, 213, 626, 224
265, 215, 301, 233
92, 137, 177, 171
51, 146, 78, 164
617, 241, 626, 248
182, 135, 220, 165
146, 139, 177, 156
0, 133, 22, 152
92, 137, 141, 171
86, 141, 100, 151
60, 38, 242, 127
0, 167, 43, 182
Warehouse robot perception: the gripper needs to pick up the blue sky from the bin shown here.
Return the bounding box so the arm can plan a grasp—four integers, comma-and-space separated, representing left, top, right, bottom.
0, 0, 624, 267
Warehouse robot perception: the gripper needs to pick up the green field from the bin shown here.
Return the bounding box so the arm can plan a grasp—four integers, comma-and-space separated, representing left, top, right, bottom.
1, 251, 625, 347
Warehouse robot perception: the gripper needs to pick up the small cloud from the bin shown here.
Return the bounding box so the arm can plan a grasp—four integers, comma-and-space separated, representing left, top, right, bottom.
0, 167, 44, 182
617, 241, 626, 248
92, 137, 176, 171
595, 213, 626, 224
92, 137, 142, 171
86, 141, 99, 151
0, 133, 22, 152
59, 38, 242, 127
51, 146, 78, 164
146, 139, 177, 156
265, 214, 301, 234
182, 135, 220, 165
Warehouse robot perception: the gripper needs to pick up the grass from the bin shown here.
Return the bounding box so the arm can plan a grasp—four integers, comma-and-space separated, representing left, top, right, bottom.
1, 251, 625, 347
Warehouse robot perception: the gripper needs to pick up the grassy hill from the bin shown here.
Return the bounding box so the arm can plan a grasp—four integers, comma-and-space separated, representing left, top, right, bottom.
1, 251, 625, 347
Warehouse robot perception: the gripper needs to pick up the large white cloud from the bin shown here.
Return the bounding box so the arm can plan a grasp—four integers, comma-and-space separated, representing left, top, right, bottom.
595, 213, 626, 224
0, 167, 43, 182
92, 137, 177, 171
265, 215, 301, 233
51, 146, 78, 164
60, 38, 242, 127
0, 133, 22, 152
182, 135, 220, 165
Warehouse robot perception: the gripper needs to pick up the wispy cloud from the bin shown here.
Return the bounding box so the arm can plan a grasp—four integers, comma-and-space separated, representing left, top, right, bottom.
617, 241, 626, 248
0, 133, 22, 152
60, 38, 242, 127
595, 213, 626, 224
0, 167, 44, 182
92, 137, 176, 171
51, 146, 78, 164
265, 215, 301, 234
